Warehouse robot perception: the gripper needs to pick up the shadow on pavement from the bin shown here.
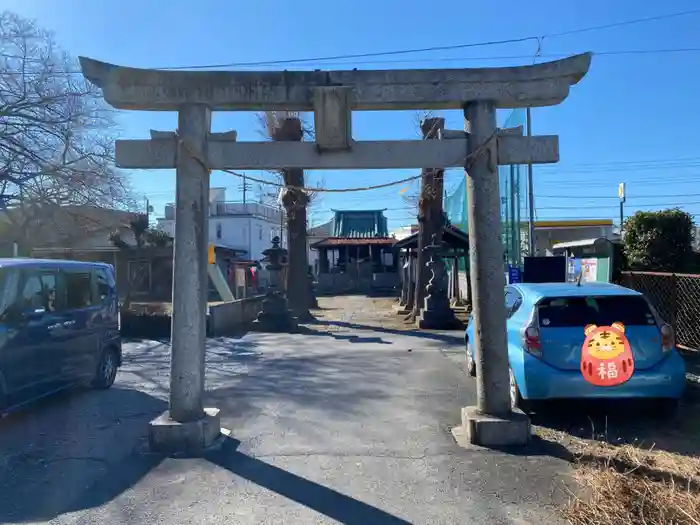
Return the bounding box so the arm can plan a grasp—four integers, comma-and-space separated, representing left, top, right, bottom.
2, 424, 413, 524
298, 325, 392, 345
205, 436, 412, 525
207, 350, 394, 422
0, 386, 167, 523
310, 319, 464, 345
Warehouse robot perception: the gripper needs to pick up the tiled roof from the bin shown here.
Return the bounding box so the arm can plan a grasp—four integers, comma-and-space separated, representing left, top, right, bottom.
311, 237, 395, 248
331, 210, 389, 238
393, 224, 470, 250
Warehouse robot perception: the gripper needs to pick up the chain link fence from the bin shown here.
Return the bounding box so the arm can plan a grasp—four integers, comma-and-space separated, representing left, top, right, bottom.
618, 271, 700, 351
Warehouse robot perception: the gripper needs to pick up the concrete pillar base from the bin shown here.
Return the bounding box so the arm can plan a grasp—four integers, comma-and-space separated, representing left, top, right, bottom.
416, 313, 461, 330
416, 304, 460, 330
416, 291, 459, 329
148, 407, 222, 456
250, 313, 299, 333
250, 293, 299, 332
451, 406, 530, 447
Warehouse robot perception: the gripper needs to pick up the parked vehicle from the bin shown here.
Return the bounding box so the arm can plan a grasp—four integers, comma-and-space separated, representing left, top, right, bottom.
0, 258, 122, 414
464, 282, 686, 411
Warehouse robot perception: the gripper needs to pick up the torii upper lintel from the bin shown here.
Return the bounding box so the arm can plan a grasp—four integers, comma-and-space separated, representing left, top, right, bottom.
78, 53, 592, 112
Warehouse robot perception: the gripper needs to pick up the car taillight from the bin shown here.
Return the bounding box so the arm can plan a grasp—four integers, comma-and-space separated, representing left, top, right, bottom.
660, 324, 674, 352
522, 324, 542, 357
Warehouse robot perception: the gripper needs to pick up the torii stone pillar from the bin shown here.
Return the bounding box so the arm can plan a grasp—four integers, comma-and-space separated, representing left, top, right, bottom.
151, 106, 221, 454
79, 52, 590, 449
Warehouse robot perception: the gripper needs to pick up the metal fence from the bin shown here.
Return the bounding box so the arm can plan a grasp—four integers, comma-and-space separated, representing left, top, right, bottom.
618, 271, 700, 351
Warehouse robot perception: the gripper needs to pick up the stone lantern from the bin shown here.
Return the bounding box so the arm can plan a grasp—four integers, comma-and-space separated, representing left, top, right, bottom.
417, 233, 459, 329
251, 236, 298, 332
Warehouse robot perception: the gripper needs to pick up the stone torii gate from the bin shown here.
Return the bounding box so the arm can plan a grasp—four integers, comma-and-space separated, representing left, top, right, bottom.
80, 53, 590, 453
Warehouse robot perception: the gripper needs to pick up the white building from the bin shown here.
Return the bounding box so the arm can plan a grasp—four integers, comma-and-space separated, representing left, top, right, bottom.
157, 187, 285, 261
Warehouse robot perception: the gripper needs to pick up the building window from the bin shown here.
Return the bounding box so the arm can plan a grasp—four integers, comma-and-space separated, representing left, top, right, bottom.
258, 225, 263, 241
216, 222, 222, 240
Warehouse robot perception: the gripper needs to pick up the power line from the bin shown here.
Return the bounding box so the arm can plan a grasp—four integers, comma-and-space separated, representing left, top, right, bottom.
544, 8, 700, 38
536, 201, 700, 211
536, 156, 700, 169
538, 193, 700, 200
146, 8, 700, 69
534, 177, 700, 188
4, 9, 698, 74
7, 47, 700, 77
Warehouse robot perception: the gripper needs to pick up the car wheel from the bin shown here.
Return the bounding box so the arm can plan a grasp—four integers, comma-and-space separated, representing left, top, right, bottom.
466, 343, 477, 377
509, 368, 530, 413
91, 347, 119, 390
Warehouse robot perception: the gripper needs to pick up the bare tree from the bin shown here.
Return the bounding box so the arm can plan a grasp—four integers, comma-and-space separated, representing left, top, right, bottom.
0, 11, 134, 252
254, 111, 321, 317
255, 111, 324, 210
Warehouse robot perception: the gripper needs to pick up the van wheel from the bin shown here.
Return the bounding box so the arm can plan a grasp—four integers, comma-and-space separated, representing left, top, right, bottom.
466, 343, 477, 377
91, 347, 119, 390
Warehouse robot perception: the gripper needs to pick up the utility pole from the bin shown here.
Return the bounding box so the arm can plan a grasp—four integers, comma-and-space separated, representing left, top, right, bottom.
241, 173, 247, 209
526, 107, 536, 257
240, 172, 252, 259
618, 182, 626, 235
266, 189, 284, 248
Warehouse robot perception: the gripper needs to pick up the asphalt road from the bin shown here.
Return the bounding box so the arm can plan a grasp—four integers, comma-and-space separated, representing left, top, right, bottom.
0, 297, 573, 525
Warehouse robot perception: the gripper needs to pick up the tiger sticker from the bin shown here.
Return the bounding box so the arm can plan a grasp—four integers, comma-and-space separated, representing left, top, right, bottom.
580, 322, 635, 387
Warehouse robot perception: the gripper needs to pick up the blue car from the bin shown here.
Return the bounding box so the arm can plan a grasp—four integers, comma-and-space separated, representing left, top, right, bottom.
0, 259, 122, 414
464, 282, 686, 411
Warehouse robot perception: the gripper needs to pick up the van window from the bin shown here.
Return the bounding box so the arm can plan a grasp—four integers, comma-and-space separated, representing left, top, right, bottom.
65, 271, 93, 309
19, 270, 59, 313
0, 268, 20, 321
95, 267, 115, 302
538, 295, 656, 328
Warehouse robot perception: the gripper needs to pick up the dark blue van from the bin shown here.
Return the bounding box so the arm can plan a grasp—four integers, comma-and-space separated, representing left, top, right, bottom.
0, 259, 122, 413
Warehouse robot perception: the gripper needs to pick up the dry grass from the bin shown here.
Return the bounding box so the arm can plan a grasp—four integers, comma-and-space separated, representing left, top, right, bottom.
546, 412, 700, 525
563, 445, 700, 525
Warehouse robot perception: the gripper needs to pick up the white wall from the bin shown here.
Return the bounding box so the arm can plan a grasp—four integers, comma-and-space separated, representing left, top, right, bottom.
158, 215, 283, 261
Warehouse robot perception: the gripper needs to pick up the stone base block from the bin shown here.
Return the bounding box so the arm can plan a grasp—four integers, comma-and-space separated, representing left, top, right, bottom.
451, 406, 530, 447
148, 407, 222, 455
250, 313, 299, 333
417, 309, 460, 330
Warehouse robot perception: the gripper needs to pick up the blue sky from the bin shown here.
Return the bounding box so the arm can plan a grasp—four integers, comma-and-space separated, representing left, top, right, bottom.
3, 0, 700, 230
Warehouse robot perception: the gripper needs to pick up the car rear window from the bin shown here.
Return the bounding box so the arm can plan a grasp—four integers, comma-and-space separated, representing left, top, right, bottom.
537, 295, 656, 327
